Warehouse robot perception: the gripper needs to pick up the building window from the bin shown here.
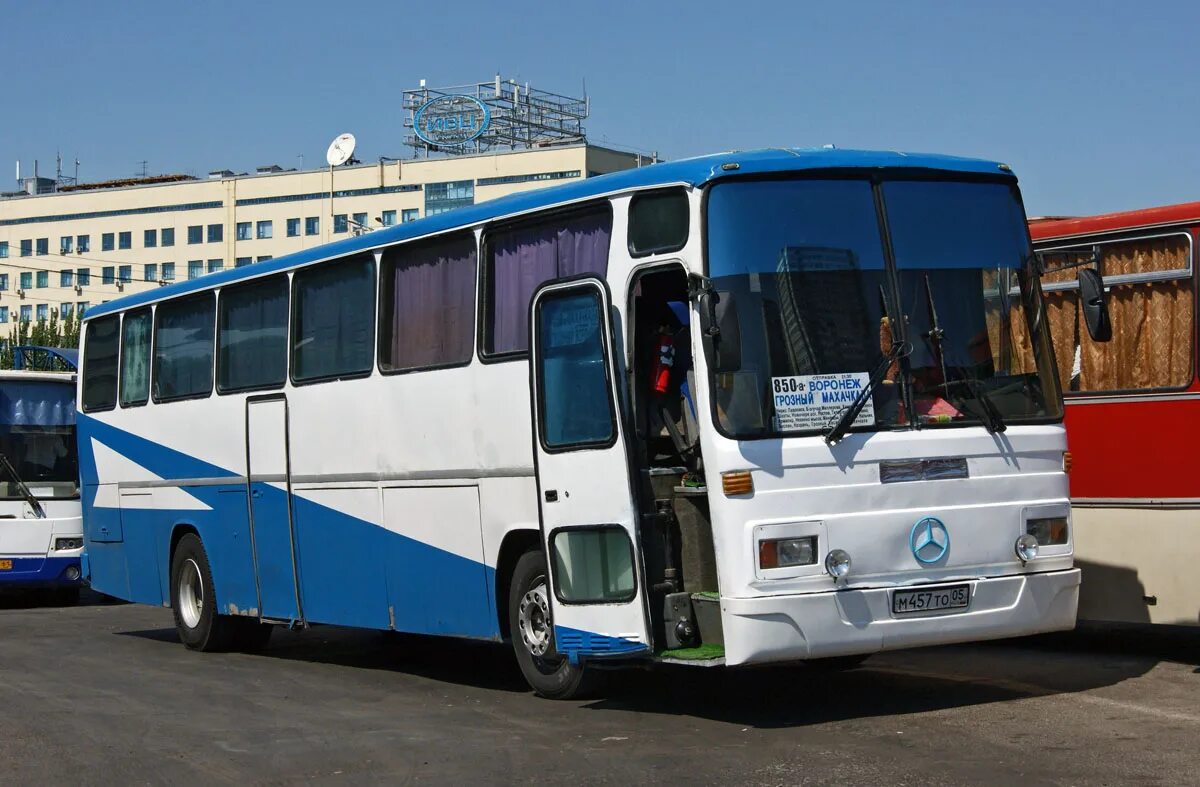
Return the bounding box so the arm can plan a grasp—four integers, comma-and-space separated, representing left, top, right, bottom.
0, 307, 8, 324
102, 233, 115, 251
60, 236, 73, 254
77, 234, 90, 252
20, 240, 32, 257
0, 241, 7, 258
256, 220, 273, 240
144, 263, 158, 282
19, 272, 32, 290
236, 221, 251, 241
118, 265, 132, 283
76, 268, 90, 286
19, 304, 31, 323
0, 274, 7, 291
207, 259, 224, 273
60, 303, 72, 320
208, 224, 223, 243
291, 254, 375, 382
120, 308, 152, 407
118, 231, 132, 250
35, 271, 47, 288
187, 225, 202, 244
77, 302, 89, 316
379, 232, 476, 372
60, 270, 73, 288
188, 261, 202, 280
333, 214, 348, 234
256, 255, 272, 262
236, 257, 252, 268
218, 275, 289, 393
425, 180, 474, 217
144, 229, 157, 248
36, 304, 48, 322
161, 228, 174, 247
353, 212, 368, 231
161, 263, 175, 281
381, 210, 397, 226
153, 293, 215, 401
305, 217, 319, 236
36, 238, 48, 256
286, 218, 300, 237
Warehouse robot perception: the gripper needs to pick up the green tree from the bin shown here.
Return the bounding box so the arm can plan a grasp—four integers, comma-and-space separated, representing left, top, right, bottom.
0, 310, 81, 370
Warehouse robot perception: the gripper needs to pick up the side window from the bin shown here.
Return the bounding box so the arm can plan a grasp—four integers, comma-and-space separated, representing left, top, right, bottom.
379, 233, 476, 373
1039, 234, 1192, 392
628, 189, 690, 257
292, 254, 375, 382
119, 308, 152, 407
551, 527, 636, 603
483, 205, 612, 357
153, 294, 215, 401
535, 288, 615, 450
82, 315, 120, 411
218, 275, 289, 392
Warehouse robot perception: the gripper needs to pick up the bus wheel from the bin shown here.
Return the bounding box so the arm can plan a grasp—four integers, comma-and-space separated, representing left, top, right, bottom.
170, 533, 236, 652
508, 550, 596, 700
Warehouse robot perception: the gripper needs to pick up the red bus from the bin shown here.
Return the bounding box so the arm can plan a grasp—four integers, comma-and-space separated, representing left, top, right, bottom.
1030, 203, 1197, 625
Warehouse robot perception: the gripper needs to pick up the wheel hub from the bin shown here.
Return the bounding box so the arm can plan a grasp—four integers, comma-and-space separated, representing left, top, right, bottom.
518, 580, 552, 657
178, 558, 204, 629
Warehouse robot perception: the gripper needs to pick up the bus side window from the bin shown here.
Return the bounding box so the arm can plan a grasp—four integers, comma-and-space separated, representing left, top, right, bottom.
153, 294, 215, 402
119, 308, 152, 407
218, 274, 289, 393
292, 254, 375, 384
82, 315, 120, 412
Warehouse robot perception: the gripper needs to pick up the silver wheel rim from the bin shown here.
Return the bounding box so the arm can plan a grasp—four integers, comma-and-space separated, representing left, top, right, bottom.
178, 558, 204, 629
518, 579, 552, 658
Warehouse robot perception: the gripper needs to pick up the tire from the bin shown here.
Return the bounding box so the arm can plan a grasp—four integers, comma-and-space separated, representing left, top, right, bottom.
803, 654, 870, 671
508, 550, 597, 699
169, 533, 238, 652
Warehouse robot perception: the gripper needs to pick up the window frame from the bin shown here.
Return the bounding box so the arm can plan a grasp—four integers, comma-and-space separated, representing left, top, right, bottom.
81, 314, 121, 413
151, 291, 217, 404
627, 187, 691, 258
477, 200, 614, 365
376, 231, 479, 377
289, 253, 378, 387
119, 306, 153, 408
217, 273, 291, 395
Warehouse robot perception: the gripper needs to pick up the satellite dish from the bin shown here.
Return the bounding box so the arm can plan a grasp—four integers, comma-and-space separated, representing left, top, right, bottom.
325, 133, 357, 167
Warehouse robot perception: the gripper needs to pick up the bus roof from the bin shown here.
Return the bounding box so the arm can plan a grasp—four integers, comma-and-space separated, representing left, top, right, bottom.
1030, 199, 1200, 242
83, 147, 1014, 321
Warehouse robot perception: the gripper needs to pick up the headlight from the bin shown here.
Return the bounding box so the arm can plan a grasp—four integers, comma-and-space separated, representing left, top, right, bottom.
825, 549, 852, 579
1026, 517, 1069, 546
759, 536, 817, 569
54, 537, 83, 551
1015, 534, 1039, 562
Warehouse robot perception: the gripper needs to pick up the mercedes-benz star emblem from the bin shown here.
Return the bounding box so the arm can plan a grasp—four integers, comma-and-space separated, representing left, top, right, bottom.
910, 517, 950, 564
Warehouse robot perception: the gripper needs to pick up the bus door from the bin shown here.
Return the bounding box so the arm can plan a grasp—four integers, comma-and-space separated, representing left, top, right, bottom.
529, 277, 651, 662
245, 395, 303, 624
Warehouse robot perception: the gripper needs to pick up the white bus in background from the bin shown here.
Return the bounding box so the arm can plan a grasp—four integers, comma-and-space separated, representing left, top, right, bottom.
0, 360, 85, 603
78, 148, 1079, 698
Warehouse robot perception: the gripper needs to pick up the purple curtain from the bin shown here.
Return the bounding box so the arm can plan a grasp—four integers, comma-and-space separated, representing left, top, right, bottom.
490, 210, 611, 354
385, 235, 477, 370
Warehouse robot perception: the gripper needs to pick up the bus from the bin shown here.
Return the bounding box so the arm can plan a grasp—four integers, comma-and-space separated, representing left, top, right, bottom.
1030, 201, 1199, 625
78, 148, 1079, 698
0, 359, 85, 603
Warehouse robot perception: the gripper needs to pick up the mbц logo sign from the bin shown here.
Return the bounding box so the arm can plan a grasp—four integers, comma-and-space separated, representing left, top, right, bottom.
909, 517, 950, 564
414, 95, 491, 146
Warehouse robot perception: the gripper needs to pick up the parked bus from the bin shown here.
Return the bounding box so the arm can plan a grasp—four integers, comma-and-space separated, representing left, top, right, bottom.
1030, 202, 1199, 625
0, 354, 85, 603
78, 148, 1079, 697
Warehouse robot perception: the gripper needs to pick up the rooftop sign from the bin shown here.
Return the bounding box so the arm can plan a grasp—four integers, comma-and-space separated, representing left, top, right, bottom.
413, 95, 490, 147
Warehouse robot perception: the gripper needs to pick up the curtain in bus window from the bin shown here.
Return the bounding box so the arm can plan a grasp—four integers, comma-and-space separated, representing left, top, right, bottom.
219, 276, 288, 391
154, 296, 215, 400
381, 235, 476, 371
120, 310, 151, 405
293, 255, 375, 382
489, 209, 611, 354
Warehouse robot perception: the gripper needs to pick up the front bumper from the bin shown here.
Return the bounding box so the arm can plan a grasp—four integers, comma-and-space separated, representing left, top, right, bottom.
0, 555, 85, 589
721, 569, 1080, 666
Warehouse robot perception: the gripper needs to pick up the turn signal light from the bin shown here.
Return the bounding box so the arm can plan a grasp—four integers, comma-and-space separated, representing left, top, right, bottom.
721, 470, 754, 496
1063, 452, 1073, 473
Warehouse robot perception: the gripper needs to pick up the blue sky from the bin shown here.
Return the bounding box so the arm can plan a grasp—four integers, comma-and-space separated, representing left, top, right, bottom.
3, 1, 1196, 216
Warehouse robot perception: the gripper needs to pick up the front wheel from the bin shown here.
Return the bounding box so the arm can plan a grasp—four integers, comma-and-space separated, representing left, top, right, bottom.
170, 533, 239, 652
508, 550, 597, 699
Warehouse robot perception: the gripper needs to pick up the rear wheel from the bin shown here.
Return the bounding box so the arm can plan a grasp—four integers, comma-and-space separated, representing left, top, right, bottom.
170, 533, 238, 652
508, 550, 596, 699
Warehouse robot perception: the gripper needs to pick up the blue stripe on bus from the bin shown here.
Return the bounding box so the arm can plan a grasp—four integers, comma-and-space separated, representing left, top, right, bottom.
554, 625, 649, 663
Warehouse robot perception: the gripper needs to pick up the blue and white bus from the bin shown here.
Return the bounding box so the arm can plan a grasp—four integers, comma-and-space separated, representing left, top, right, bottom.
78, 148, 1079, 697
0, 366, 84, 602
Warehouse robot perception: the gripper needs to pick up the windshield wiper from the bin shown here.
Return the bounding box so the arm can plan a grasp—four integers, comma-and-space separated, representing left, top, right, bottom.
824, 339, 906, 446
0, 453, 46, 519
922, 273, 1005, 434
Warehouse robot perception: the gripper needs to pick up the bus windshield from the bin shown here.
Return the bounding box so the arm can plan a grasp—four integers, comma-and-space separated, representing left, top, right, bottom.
705, 177, 1062, 439
0, 379, 78, 498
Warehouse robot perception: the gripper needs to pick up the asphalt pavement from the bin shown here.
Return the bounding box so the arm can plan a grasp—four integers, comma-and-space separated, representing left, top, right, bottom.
0, 590, 1197, 785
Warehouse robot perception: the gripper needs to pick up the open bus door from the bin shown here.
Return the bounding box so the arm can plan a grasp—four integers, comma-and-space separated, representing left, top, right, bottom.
528, 277, 651, 664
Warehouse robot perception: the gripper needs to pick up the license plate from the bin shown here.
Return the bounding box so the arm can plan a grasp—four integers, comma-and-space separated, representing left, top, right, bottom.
892, 583, 970, 615
0, 560, 11, 570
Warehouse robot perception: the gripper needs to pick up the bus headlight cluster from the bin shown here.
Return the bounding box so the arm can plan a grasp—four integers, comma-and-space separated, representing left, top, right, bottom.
1014, 534, 1039, 563
825, 549, 852, 579
759, 536, 817, 569
1026, 517, 1069, 546
54, 537, 83, 551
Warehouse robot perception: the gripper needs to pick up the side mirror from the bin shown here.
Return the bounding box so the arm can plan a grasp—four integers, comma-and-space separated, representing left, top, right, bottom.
698, 290, 742, 373
1077, 268, 1112, 342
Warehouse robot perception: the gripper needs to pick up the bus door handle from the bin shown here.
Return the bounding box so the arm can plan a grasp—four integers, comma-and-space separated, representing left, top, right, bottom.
251, 489, 263, 499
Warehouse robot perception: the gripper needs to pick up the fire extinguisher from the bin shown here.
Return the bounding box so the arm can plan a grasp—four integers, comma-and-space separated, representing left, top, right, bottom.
651, 327, 675, 396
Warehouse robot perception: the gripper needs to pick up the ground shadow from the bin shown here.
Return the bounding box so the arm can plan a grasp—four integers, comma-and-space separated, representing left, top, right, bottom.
0, 587, 121, 611
1020, 621, 1200, 667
